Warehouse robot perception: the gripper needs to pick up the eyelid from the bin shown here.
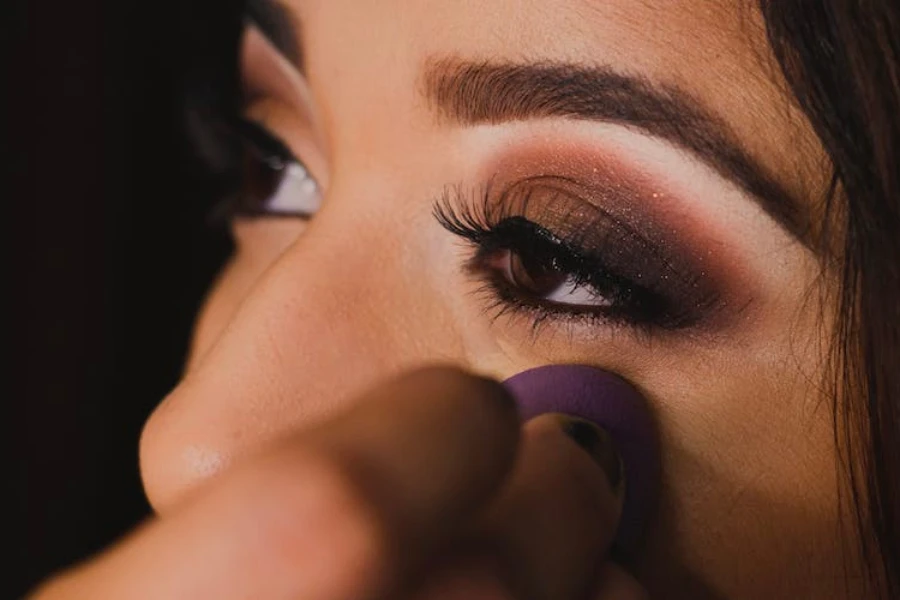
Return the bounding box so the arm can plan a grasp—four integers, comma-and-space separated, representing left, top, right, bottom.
241, 25, 317, 126
240, 22, 331, 191
245, 0, 303, 68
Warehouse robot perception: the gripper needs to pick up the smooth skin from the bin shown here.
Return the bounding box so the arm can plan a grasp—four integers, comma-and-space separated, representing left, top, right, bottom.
34, 368, 642, 599
36, 1, 865, 598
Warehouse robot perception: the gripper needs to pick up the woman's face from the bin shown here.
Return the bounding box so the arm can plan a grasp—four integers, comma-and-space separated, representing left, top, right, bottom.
140, 1, 857, 597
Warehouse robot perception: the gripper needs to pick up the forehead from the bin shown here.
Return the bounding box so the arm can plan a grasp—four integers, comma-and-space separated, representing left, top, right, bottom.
291, 0, 825, 205
299, 1, 767, 74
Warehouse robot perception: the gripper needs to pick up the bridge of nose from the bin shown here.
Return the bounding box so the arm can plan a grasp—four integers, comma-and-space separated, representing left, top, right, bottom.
138, 197, 475, 513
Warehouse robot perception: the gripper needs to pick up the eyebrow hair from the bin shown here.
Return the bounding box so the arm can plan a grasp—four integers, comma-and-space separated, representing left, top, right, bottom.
245, 0, 304, 70
422, 58, 810, 244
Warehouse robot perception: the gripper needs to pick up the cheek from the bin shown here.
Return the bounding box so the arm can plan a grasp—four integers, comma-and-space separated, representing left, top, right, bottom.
636, 330, 845, 596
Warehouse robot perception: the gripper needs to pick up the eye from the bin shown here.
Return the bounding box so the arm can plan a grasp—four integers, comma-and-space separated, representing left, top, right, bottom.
435, 191, 715, 331
473, 215, 652, 320
486, 248, 612, 308
228, 118, 322, 219
475, 217, 678, 327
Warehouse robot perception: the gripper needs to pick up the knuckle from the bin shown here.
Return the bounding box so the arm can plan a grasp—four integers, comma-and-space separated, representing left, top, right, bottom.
237, 454, 392, 595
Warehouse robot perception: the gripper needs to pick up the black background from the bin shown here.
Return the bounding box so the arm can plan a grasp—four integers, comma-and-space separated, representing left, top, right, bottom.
7, 0, 236, 595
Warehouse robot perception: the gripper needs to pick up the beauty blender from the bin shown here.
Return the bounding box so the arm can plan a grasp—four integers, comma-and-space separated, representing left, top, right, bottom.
503, 364, 659, 556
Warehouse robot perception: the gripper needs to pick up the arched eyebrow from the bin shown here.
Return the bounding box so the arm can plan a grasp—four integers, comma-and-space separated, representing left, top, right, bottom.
421, 57, 811, 246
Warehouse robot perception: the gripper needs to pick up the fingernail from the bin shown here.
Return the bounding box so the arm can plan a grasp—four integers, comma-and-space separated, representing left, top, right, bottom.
559, 416, 624, 492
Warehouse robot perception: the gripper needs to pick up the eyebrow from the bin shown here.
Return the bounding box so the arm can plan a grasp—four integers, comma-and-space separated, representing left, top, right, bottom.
422, 58, 810, 244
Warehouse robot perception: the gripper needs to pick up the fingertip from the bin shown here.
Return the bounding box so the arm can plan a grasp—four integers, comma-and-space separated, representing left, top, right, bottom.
381, 364, 522, 454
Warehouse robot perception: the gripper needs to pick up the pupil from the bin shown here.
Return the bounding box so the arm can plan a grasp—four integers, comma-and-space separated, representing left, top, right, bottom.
510, 251, 567, 296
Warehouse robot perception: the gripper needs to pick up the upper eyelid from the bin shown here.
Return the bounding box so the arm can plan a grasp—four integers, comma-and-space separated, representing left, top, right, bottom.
245, 0, 304, 71
462, 173, 681, 268
240, 19, 331, 183
435, 175, 719, 282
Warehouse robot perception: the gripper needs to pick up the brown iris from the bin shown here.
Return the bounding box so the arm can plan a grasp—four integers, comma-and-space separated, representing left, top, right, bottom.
489, 248, 569, 298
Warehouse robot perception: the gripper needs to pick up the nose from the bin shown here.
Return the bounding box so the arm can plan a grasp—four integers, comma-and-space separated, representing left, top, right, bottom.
139, 199, 459, 513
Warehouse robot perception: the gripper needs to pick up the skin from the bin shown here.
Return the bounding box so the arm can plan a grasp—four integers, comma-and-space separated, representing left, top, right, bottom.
37, 1, 868, 598
37, 369, 636, 599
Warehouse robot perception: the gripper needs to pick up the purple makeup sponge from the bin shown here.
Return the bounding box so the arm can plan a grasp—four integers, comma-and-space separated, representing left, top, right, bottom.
503, 364, 659, 556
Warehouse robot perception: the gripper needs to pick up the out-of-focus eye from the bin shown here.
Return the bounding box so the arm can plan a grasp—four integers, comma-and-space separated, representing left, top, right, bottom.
230, 117, 321, 218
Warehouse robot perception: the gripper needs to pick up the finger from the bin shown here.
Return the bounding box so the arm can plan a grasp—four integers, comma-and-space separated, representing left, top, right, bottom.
300, 365, 522, 547
34, 366, 520, 600
589, 563, 649, 600
415, 414, 625, 600
480, 414, 623, 599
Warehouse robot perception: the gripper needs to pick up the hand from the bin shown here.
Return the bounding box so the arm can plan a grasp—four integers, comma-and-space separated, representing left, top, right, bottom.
32, 367, 647, 599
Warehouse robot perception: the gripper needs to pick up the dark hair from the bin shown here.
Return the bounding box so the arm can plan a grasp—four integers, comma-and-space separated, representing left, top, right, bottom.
761, 2, 900, 597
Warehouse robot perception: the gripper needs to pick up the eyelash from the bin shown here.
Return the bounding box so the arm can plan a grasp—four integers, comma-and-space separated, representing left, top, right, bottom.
433, 185, 718, 333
